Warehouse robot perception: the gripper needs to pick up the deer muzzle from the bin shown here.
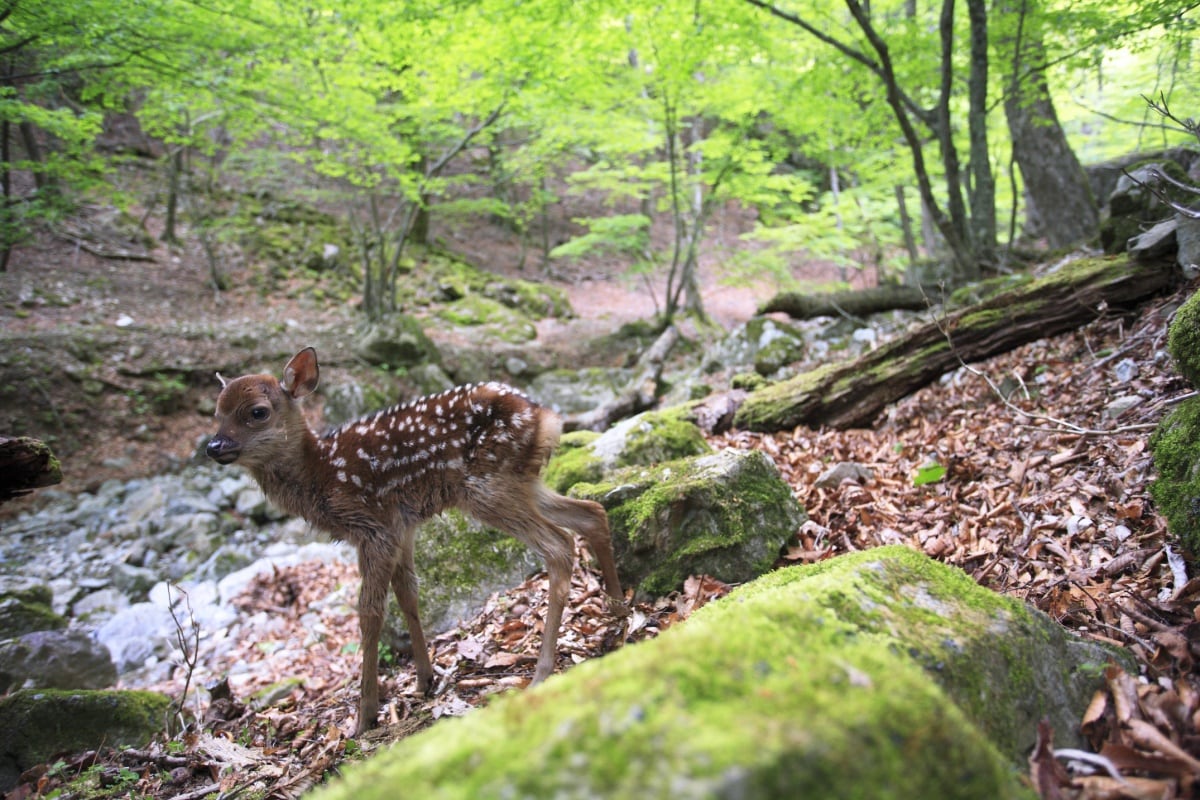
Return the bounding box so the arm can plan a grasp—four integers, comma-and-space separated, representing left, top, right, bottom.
206, 435, 241, 465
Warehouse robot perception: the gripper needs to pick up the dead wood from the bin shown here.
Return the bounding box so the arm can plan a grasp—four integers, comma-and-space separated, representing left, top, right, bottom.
734, 256, 1175, 432
759, 285, 930, 320
564, 324, 679, 432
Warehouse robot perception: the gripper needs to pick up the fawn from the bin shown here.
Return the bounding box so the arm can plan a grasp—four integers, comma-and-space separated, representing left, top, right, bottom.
206, 347, 628, 734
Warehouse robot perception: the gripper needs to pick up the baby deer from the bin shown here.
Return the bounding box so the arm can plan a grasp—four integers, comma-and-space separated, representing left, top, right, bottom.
206, 347, 627, 734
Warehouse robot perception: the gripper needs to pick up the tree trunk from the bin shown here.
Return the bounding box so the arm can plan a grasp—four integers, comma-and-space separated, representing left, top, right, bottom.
966, 0, 996, 264
1001, 1, 1099, 249
734, 256, 1172, 431
760, 285, 930, 320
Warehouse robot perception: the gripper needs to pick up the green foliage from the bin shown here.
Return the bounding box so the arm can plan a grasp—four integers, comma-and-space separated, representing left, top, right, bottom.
914, 462, 948, 487
550, 214, 651, 262
7, 0, 1199, 313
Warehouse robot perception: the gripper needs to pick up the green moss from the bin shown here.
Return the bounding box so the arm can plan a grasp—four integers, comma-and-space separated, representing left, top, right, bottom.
402, 254, 572, 320
1168, 289, 1200, 388
947, 274, 1032, 308
435, 294, 537, 343
0, 585, 66, 637
543, 409, 711, 495
1150, 395, 1200, 554
572, 449, 802, 595
311, 547, 1083, 800
543, 431, 603, 492
0, 689, 170, 773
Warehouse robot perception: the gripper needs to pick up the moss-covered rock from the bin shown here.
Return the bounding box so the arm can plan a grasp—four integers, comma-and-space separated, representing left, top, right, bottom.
1167, 289, 1200, 388
402, 254, 573, 320
436, 294, 537, 343
0, 584, 65, 638
312, 547, 1124, 800
353, 315, 441, 369
542, 408, 712, 494
392, 509, 542, 644
704, 316, 807, 377
0, 689, 169, 791
1150, 395, 1200, 554
528, 367, 635, 414
571, 448, 804, 596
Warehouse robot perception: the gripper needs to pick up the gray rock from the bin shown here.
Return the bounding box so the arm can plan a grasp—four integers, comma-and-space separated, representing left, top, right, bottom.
572, 448, 805, 596
1128, 217, 1177, 261
814, 461, 874, 489
1177, 213, 1200, 279
0, 630, 116, 692
528, 367, 633, 414
95, 603, 176, 673
1113, 358, 1140, 384
353, 315, 440, 368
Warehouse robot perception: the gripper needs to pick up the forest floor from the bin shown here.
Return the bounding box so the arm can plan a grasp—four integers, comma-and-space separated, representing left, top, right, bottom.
1, 200, 1198, 798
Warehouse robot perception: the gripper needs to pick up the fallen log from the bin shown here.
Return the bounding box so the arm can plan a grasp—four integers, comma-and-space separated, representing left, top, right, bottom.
565, 324, 679, 432
734, 255, 1175, 432
0, 436, 62, 503
759, 285, 930, 320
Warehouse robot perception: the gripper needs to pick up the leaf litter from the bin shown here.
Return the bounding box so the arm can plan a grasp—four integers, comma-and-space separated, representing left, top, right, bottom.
11, 288, 1198, 800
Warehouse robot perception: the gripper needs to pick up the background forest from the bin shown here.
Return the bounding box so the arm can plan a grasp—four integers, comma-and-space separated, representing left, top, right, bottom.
4, 0, 1198, 319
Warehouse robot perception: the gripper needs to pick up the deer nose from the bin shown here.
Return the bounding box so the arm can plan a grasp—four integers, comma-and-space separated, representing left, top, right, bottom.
206, 436, 240, 464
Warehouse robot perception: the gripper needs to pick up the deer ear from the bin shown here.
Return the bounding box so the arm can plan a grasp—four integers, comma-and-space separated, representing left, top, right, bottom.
282, 347, 320, 398
215, 372, 228, 389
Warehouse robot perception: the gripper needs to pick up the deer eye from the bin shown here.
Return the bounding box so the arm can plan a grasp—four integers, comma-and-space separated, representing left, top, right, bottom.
250, 406, 270, 422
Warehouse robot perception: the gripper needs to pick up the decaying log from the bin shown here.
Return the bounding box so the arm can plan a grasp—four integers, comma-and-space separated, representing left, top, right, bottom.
759, 285, 930, 320
734, 256, 1175, 432
565, 325, 679, 432
0, 436, 62, 503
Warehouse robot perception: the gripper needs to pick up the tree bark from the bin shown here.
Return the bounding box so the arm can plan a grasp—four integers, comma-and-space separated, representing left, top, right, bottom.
1000, 1, 1099, 249
734, 256, 1173, 431
760, 285, 930, 320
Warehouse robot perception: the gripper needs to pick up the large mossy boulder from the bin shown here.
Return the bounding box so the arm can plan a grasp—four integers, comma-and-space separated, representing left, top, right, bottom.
0, 689, 170, 791
571, 447, 804, 596
1151, 289, 1200, 554
543, 408, 712, 493
314, 547, 1123, 800
389, 510, 542, 645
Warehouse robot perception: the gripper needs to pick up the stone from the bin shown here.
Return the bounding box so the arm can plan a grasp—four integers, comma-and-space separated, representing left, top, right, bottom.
310, 547, 1121, 800
94, 602, 176, 673
572, 448, 805, 596
1127, 217, 1177, 261
1178, 214, 1200, 279
814, 461, 874, 489
353, 315, 440, 369
527, 367, 633, 415
0, 689, 170, 791
0, 630, 117, 693
0, 586, 65, 638
543, 408, 712, 493
395, 510, 542, 643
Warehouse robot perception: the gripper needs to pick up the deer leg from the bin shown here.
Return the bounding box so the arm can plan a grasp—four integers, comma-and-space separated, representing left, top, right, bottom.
354, 543, 393, 736
532, 540, 573, 684
390, 530, 433, 694
537, 486, 628, 615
